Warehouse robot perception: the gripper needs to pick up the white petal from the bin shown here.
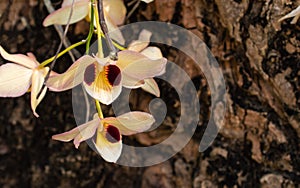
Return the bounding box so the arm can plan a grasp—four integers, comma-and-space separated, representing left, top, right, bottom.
279, 6, 300, 23
103, 0, 126, 25
83, 64, 123, 105
0, 46, 38, 68
46, 55, 95, 91
141, 78, 160, 97
128, 29, 152, 52
52, 117, 100, 148
104, 112, 155, 135
95, 125, 122, 163
141, 46, 163, 60
31, 68, 49, 117
104, 13, 126, 45
84, 84, 122, 105
141, 0, 154, 3
62, 0, 84, 7
0, 63, 32, 97
117, 50, 167, 87
43, 0, 89, 26
73, 118, 99, 148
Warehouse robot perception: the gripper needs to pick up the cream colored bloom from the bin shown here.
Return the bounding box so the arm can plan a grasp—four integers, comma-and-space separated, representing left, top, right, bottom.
43, 0, 126, 44
127, 29, 165, 97
0, 46, 54, 117
52, 112, 155, 162
46, 50, 167, 104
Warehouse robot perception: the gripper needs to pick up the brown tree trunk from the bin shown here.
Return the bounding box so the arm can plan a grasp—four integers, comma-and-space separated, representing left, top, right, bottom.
0, 0, 299, 187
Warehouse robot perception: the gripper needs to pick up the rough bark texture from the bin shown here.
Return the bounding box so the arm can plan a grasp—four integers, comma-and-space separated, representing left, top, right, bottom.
0, 0, 299, 187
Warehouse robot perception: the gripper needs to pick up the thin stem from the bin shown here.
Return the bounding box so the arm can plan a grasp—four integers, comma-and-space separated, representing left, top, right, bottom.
85, 1, 95, 54
93, 30, 126, 51
44, 0, 76, 81
43, 0, 81, 61
39, 40, 86, 68
94, 1, 104, 58
126, 0, 140, 20
98, 0, 118, 60
95, 100, 104, 119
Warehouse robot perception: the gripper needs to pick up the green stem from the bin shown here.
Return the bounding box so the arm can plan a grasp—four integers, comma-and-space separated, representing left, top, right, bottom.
95, 100, 104, 119
85, 1, 95, 54
94, 0, 104, 58
40, 40, 86, 67
93, 30, 126, 51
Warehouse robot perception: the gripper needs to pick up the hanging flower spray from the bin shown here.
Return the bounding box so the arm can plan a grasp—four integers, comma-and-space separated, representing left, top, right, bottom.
0, 0, 166, 162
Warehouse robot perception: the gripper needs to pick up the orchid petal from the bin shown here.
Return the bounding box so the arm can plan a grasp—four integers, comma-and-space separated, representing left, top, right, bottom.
0, 46, 38, 68
279, 6, 300, 23
127, 41, 149, 53
104, 13, 126, 45
128, 29, 152, 52
141, 0, 154, 3
43, 0, 89, 26
141, 46, 163, 60
52, 118, 99, 148
73, 119, 99, 148
83, 63, 122, 105
95, 124, 122, 163
31, 68, 49, 117
103, 0, 126, 25
0, 63, 32, 97
122, 77, 145, 89
103, 112, 155, 135
141, 78, 160, 97
117, 50, 167, 87
62, 0, 84, 7
26, 53, 38, 62
291, 14, 300, 24
46, 55, 95, 91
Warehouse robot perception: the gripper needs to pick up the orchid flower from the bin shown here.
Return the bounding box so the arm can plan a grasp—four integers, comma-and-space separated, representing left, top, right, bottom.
127, 29, 165, 97
46, 50, 167, 105
0, 46, 55, 117
43, 0, 126, 44
279, 5, 300, 24
52, 111, 155, 162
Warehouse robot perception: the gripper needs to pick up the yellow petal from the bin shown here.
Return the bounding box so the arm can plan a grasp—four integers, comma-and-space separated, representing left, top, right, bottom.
103, 112, 155, 135
43, 0, 89, 26
141, 78, 160, 97
0, 46, 38, 68
0, 63, 32, 97
46, 55, 95, 91
31, 68, 49, 117
83, 63, 122, 105
95, 124, 122, 163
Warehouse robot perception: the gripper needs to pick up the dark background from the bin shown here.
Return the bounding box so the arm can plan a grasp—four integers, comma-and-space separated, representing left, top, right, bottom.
0, 0, 299, 187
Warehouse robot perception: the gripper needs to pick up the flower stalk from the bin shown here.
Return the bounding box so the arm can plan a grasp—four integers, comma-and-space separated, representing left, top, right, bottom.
40, 40, 86, 67
98, 0, 118, 60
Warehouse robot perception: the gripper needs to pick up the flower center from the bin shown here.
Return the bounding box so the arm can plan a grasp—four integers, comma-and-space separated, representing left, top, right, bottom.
106, 125, 121, 143
105, 65, 121, 86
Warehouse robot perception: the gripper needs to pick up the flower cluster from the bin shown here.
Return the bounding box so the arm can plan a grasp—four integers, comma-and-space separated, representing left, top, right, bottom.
0, 0, 165, 162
